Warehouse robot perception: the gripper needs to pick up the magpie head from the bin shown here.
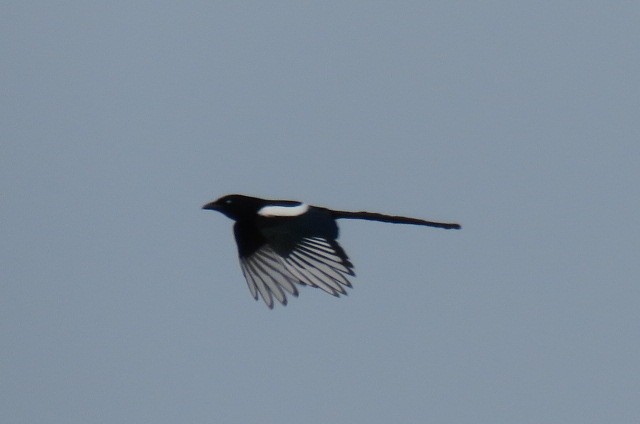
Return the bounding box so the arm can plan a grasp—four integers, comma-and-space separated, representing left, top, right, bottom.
202, 194, 264, 221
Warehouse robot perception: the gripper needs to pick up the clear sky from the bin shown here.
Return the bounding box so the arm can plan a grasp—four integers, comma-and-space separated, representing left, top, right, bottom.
2, 2, 639, 423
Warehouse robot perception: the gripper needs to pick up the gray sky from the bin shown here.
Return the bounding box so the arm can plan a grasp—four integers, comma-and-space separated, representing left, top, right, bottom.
2, 2, 639, 423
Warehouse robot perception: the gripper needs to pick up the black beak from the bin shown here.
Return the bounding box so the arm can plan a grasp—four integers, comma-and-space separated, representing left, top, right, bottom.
202, 201, 220, 211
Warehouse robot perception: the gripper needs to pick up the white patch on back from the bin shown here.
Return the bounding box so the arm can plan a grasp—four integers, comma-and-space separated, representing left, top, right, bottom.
258, 203, 309, 217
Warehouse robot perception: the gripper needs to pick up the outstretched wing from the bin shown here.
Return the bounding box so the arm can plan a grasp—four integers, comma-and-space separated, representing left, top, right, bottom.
233, 210, 355, 308
238, 243, 300, 308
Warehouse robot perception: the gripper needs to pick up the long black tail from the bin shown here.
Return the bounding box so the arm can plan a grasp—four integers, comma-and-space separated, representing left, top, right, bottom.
329, 210, 461, 230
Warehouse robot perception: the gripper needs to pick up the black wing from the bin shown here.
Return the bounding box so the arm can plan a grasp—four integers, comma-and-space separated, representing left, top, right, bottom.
233, 210, 355, 308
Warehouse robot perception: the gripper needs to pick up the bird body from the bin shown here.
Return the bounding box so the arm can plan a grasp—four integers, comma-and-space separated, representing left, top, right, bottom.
203, 194, 460, 308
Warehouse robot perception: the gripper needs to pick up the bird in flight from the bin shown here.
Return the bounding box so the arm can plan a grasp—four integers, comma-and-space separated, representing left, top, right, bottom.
203, 194, 461, 308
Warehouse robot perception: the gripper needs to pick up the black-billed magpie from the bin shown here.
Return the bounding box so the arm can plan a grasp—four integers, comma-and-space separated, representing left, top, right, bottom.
203, 194, 461, 308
